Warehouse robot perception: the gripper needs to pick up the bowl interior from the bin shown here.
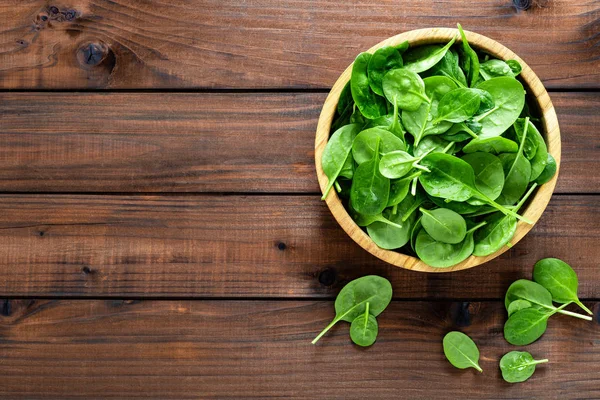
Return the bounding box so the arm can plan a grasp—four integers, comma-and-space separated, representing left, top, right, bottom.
314, 27, 561, 273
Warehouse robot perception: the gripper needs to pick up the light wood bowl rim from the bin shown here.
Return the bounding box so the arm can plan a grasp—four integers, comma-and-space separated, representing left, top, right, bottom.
314, 27, 561, 273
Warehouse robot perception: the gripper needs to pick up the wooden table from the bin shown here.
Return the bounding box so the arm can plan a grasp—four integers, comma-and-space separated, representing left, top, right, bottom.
1, 1, 598, 398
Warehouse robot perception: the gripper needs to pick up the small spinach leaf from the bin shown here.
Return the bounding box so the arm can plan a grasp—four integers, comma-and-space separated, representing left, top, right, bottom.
368, 46, 404, 96
500, 351, 548, 383
321, 124, 361, 199
443, 331, 483, 372
420, 207, 467, 244
457, 24, 480, 87
351, 52, 387, 119
350, 139, 390, 215
534, 154, 557, 185
312, 275, 392, 344
349, 304, 379, 347
382, 69, 430, 111
533, 258, 592, 315
403, 37, 456, 73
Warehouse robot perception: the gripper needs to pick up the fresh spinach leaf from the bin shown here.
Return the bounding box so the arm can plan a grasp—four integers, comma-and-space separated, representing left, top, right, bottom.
349, 303, 379, 347
533, 258, 592, 315
479, 59, 517, 80
500, 351, 548, 383
350, 139, 390, 215
443, 331, 483, 372
379, 150, 429, 179
433, 88, 482, 124
321, 124, 361, 199
457, 24, 480, 87
430, 49, 468, 87
507, 299, 533, 316
462, 136, 518, 154
504, 304, 568, 346
382, 69, 430, 111
420, 207, 467, 244
474, 77, 525, 139
367, 198, 416, 249
461, 152, 505, 201
403, 37, 456, 73
402, 76, 457, 146
351, 52, 387, 119
534, 154, 556, 185
497, 117, 532, 205
352, 127, 405, 165
312, 275, 392, 344
368, 46, 404, 96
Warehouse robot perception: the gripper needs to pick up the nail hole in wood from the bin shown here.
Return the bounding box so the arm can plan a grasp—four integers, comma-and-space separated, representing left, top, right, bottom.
318, 268, 336, 287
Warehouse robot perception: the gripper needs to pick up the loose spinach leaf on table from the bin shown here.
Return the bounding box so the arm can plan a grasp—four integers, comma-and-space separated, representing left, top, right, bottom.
504, 304, 567, 346
507, 299, 533, 316
504, 279, 591, 321
533, 258, 592, 315
312, 276, 392, 344
349, 302, 379, 347
443, 331, 483, 372
500, 351, 548, 383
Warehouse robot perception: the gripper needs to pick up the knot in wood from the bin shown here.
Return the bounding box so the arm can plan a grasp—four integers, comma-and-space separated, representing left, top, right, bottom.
512, 0, 532, 10
77, 42, 109, 68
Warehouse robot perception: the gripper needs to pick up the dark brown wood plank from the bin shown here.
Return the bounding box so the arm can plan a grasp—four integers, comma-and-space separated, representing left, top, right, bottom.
0, 194, 598, 299
0, 1, 598, 89
0, 92, 597, 193
0, 299, 598, 399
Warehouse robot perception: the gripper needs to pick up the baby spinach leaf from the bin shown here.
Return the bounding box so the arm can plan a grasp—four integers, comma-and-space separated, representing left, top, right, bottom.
368, 199, 416, 249
533, 258, 592, 315
402, 76, 457, 146
512, 117, 539, 160
457, 24, 479, 88
534, 154, 556, 185
415, 228, 474, 268
500, 351, 548, 383
443, 331, 483, 372
504, 304, 568, 346
400, 187, 429, 222
351, 52, 387, 119
420, 207, 467, 244
522, 121, 548, 182
404, 37, 456, 73
472, 211, 517, 256
337, 81, 353, 115
368, 46, 404, 96
350, 139, 390, 215
419, 153, 529, 223
387, 96, 406, 141
429, 195, 481, 215
414, 136, 454, 157
349, 303, 379, 347
474, 77, 525, 138
441, 121, 480, 142
349, 206, 405, 230
506, 60, 522, 76
433, 88, 482, 124
321, 124, 361, 199
497, 118, 532, 205
352, 127, 405, 165
479, 59, 517, 80
382, 69, 430, 111
462, 136, 518, 154
461, 152, 505, 201
379, 150, 429, 179
387, 171, 421, 207
507, 299, 533, 316
312, 275, 392, 344
430, 49, 468, 87
504, 279, 591, 321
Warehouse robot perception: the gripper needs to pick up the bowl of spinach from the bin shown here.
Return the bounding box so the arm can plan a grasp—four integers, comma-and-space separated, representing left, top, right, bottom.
315, 25, 560, 272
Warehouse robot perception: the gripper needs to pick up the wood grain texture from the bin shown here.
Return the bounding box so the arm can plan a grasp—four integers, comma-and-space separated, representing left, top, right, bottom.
0, 0, 598, 89
316, 27, 560, 273
0, 194, 597, 299
0, 299, 598, 399
0, 92, 597, 193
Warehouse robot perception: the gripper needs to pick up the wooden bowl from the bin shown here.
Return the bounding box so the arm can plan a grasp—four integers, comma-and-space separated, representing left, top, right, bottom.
315, 27, 560, 273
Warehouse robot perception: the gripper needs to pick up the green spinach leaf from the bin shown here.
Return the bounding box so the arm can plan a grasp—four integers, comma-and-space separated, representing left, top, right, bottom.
349, 302, 379, 347
351, 52, 387, 119
443, 331, 483, 372
403, 37, 456, 73
500, 351, 548, 383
